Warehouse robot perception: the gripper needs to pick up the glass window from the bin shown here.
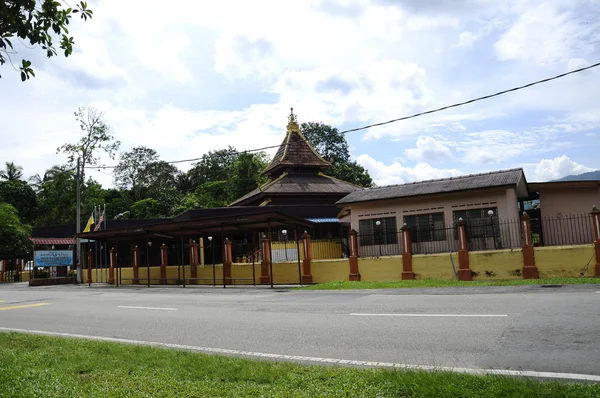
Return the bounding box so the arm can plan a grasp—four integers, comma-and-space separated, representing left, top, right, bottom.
358, 217, 398, 246
453, 207, 499, 239
403, 212, 446, 242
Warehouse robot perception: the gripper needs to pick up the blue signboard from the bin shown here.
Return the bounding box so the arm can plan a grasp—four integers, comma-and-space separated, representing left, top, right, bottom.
34, 250, 73, 267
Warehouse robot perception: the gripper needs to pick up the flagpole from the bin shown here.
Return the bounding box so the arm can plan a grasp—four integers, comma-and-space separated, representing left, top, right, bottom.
94, 205, 98, 284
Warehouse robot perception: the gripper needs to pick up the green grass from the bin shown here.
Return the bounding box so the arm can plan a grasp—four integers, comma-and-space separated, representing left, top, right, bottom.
1, 333, 598, 397
297, 277, 600, 290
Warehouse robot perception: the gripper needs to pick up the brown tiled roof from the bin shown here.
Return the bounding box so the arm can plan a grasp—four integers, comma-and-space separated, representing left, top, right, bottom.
337, 168, 528, 204
261, 110, 331, 176
230, 173, 359, 206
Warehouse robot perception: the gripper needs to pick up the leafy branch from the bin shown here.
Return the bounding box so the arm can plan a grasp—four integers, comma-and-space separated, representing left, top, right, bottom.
0, 0, 93, 80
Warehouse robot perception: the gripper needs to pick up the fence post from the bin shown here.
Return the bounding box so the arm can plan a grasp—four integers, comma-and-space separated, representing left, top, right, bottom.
190, 240, 199, 285
456, 219, 472, 281
301, 231, 313, 283
0, 260, 4, 282
87, 248, 94, 284
401, 224, 414, 280
223, 238, 233, 285
520, 212, 539, 279
160, 243, 168, 284
108, 247, 116, 284
591, 206, 600, 277
260, 235, 271, 284
348, 229, 361, 281
132, 245, 140, 284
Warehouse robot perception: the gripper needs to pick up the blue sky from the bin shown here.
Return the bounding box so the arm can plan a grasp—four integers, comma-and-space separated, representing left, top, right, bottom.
2, 0, 600, 187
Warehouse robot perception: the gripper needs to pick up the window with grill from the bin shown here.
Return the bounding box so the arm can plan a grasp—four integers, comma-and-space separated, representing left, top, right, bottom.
358, 217, 398, 246
403, 212, 446, 242
453, 207, 499, 239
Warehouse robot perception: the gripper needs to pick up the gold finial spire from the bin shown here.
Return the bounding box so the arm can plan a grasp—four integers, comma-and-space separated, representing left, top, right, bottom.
287, 107, 299, 132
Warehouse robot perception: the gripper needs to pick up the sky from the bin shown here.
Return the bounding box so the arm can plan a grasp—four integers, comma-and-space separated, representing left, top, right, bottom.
2, 0, 600, 188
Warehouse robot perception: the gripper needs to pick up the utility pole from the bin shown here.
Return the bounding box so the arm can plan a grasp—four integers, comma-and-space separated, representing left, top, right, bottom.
76, 157, 82, 283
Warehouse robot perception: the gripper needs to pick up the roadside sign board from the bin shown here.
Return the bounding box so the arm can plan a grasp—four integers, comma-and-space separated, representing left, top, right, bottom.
34, 250, 74, 267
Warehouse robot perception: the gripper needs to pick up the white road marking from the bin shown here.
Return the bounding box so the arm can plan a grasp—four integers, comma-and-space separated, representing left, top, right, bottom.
117, 306, 178, 311
350, 313, 508, 317
1, 326, 598, 382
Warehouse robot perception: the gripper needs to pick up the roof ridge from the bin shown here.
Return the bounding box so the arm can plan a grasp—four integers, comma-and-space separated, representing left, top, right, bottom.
358, 168, 524, 191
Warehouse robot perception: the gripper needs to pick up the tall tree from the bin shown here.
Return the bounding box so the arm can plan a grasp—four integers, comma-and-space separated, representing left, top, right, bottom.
113, 146, 159, 199
300, 122, 350, 164
0, 203, 31, 257
229, 152, 269, 201
0, 179, 37, 224
187, 146, 238, 187
0, 0, 93, 80
57, 106, 121, 179
300, 122, 374, 187
0, 161, 24, 181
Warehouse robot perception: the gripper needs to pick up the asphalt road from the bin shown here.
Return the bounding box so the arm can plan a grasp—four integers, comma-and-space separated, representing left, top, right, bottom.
1, 283, 599, 377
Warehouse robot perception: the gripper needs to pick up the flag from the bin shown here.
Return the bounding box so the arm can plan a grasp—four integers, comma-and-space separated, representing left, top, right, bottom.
94, 205, 105, 232
83, 212, 95, 233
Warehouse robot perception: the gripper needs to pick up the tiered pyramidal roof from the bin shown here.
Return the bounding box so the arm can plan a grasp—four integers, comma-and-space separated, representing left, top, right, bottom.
261, 109, 331, 178
229, 109, 359, 207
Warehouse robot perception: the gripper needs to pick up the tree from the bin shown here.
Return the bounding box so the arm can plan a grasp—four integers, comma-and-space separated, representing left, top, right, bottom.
0, 180, 37, 224
229, 152, 269, 201
194, 181, 230, 208
57, 106, 121, 178
0, 203, 32, 257
113, 146, 159, 199
0, 0, 93, 81
300, 122, 374, 187
187, 146, 238, 187
138, 161, 179, 198
129, 198, 161, 219
0, 161, 24, 181
300, 122, 350, 164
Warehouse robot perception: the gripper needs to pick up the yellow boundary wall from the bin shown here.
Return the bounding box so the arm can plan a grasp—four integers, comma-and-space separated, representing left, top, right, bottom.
80, 244, 596, 285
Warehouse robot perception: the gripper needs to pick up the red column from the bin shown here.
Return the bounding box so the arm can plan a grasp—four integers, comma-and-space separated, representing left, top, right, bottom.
190, 240, 199, 285
108, 247, 116, 284
260, 235, 271, 284
301, 231, 313, 283
456, 219, 472, 281
160, 243, 168, 284
401, 224, 414, 280
0, 259, 5, 282
348, 229, 361, 281
132, 246, 140, 284
591, 206, 600, 277
223, 238, 233, 285
87, 249, 94, 283
520, 213, 539, 279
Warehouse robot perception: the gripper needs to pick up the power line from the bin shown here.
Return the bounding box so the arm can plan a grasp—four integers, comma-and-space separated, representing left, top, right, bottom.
85, 61, 600, 170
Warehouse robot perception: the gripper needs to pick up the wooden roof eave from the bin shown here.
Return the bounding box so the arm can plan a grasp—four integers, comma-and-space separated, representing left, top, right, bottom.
76, 211, 314, 240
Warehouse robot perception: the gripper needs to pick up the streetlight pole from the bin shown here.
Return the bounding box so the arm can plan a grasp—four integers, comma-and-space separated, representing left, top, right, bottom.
282, 229, 288, 261
75, 157, 82, 284
208, 236, 215, 286
375, 220, 382, 257
488, 210, 497, 249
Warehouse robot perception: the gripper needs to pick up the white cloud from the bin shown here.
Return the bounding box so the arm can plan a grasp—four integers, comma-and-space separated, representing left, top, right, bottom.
494, 2, 600, 66
533, 155, 595, 181
2, 0, 600, 194
404, 136, 453, 162
457, 31, 480, 47
355, 154, 463, 186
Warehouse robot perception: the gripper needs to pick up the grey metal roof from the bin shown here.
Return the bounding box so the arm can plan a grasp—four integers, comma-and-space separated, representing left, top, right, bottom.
336, 168, 527, 205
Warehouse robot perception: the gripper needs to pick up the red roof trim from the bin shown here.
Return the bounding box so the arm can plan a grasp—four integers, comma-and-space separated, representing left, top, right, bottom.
30, 237, 76, 245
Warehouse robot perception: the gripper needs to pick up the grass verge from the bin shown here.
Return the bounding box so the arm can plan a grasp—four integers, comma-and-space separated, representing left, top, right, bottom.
297, 277, 600, 290
1, 332, 598, 397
